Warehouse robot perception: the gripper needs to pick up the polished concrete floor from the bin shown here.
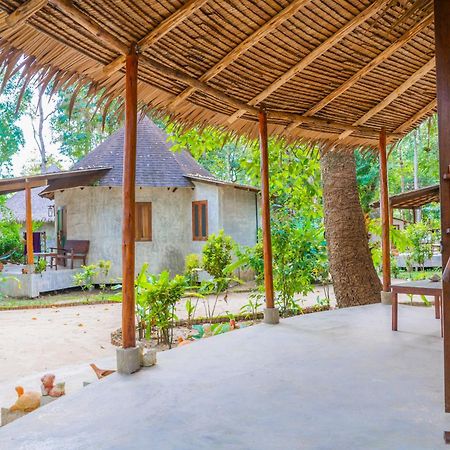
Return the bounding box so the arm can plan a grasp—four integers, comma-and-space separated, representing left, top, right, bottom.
0, 303, 448, 449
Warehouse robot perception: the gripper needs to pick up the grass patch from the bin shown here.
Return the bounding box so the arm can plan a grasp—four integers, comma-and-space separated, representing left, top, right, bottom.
396, 269, 441, 281
0, 289, 122, 310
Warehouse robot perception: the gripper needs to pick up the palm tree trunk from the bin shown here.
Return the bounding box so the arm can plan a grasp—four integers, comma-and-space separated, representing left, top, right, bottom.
320, 148, 381, 307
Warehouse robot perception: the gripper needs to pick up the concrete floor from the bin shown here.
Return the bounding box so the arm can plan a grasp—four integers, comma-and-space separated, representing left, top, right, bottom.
0, 303, 449, 449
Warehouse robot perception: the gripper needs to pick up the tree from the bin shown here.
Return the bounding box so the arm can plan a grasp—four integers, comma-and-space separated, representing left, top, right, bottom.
0, 75, 32, 175
320, 148, 381, 307
51, 87, 121, 162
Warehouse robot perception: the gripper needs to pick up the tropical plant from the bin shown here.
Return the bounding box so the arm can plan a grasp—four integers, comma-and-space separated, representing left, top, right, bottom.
34, 258, 47, 274
239, 295, 262, 320
135, 265, 187, 347
97, 259, 112, 299
404, 221, 436, 270
73, 264, 98, 297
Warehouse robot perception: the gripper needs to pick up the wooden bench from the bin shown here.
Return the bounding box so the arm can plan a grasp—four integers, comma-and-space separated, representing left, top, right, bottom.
50, 240, 90, 269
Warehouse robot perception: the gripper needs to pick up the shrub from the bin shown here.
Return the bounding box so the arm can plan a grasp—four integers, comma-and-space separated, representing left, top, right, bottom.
0, 218, 23, 263
184, 253, 201, 285
202, 230, 233, 279
135, 265, 187, 347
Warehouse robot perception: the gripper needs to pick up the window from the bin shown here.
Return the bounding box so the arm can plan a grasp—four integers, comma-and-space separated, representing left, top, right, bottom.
192, 200, 208, 241
135, 202, 152, 241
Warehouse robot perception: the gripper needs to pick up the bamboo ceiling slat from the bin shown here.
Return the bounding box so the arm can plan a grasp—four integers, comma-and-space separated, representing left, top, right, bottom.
0, 0, 438, 148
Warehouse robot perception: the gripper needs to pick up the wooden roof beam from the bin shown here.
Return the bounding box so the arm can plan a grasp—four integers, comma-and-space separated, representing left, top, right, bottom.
339, 57, 435, 140
227, 0, 388, 125
102, 0, 208, 78
0, 0, 48, 30
169, 0, 312, 108
285, 13, 433, 134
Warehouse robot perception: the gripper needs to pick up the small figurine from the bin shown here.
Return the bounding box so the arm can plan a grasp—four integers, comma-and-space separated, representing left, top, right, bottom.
40, 373, 66, 397
9, 386, 41, 413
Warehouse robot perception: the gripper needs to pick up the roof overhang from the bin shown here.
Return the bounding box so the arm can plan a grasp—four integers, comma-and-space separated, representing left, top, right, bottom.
185, 175, 259, 193
0, 168, 111, 197
372, 184, 439, 209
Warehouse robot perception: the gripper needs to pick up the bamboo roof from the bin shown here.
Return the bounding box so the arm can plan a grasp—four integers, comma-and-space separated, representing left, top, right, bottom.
0, 0, 437, 148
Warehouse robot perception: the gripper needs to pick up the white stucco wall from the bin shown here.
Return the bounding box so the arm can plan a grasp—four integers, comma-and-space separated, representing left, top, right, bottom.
54, 182, 259, 278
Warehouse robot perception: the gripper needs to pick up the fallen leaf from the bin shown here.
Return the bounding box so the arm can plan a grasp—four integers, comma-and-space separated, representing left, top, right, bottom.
32, 317, 37, 320
78, 323, 84, 327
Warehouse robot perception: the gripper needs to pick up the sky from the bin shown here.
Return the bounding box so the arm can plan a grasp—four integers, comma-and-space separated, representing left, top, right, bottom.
11, 93, 71, 176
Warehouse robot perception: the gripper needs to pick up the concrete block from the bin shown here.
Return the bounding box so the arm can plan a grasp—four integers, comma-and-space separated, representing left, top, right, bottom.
381, 291, 392, 305
139, 347, 157, 367
263, 307, 280, 324
116, 347, 141, 374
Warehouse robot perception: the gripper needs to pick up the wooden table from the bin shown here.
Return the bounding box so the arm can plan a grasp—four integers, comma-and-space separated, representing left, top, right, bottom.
391, 280, 442, 336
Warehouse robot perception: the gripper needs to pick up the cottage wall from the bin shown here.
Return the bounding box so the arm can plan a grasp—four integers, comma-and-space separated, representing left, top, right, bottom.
54, 183, 259, 278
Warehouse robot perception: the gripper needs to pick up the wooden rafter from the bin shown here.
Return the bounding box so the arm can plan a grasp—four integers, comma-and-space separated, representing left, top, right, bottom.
339, 56, 435, 139
393, 98, 437, 134
102, 0, 208, 77
169, 0, 312, 108
0, 0, 47, 30
285, 12, 433, 133
227, 0, 388, 124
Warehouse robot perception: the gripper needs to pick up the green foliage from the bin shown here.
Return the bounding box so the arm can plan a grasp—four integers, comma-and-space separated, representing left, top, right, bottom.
135, 265, 187, 347
184, 253, 201, 285
0, 218, 23, 262
202, 230, 234, 280
73, 264, 98, 295
34, 258, 47, 274
355, 151, 380, 213
404, 221, 437, 270
50, 86, 121, 162
239, 295, 262, 320
0, 75, 32, 175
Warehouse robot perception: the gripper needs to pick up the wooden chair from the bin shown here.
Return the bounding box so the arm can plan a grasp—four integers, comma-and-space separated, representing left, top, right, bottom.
50, 240, 90, 269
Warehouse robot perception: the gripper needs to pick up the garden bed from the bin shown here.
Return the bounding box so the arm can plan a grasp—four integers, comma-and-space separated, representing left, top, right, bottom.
111, 305, 330, 351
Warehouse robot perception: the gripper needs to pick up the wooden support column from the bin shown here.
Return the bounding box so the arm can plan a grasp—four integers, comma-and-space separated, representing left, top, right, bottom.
122, 46, 138, 349
258, 110, 275, 313
25, 182, 34, 266
379, 127, 391, 292
389, 206, 394, 227
434, 0, 450, 412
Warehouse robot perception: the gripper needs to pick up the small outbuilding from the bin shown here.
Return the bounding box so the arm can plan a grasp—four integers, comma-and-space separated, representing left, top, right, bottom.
42, 117, 259, 277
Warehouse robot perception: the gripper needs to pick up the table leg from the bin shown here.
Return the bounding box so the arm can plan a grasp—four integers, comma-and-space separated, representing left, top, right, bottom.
436, 295, 441, 320
392, 291, 398, 331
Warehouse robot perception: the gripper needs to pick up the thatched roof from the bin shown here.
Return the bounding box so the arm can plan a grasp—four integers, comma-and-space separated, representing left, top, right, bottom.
0, 187, 53, 222
0, 0, 436, 148
72, 117, 214, 188
372, 184, 439, 209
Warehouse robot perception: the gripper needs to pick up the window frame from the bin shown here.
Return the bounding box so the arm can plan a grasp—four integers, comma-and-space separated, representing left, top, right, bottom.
192, 200, 208, 241
135, 202, 152, 242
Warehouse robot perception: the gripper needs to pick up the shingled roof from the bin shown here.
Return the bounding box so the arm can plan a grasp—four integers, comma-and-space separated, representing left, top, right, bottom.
73, 117, 215, 188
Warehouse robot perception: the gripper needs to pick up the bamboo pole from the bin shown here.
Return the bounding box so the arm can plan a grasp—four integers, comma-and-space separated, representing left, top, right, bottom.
434, 0, 450, 412
379, 127, 391, 292
258, 110, 275, 310
122, 46, 138, 349
25, 182, 34, 266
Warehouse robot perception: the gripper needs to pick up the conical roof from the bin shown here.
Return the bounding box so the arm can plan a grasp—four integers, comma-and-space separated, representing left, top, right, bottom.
73, 117, 215, 188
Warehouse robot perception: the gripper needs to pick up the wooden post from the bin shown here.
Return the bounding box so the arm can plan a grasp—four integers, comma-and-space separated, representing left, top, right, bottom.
389, 206, 394, 227
122, 46, 138, 349
258, 110, 275, 309
379, 127, 391, 292
434, 0, 450, 412
25, 182, 33, 265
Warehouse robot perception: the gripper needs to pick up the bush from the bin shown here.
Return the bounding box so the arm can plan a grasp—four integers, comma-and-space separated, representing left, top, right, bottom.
202, 230, 233, 279
135, 264, 187, 347
0, 218, 23, 263
184, 253, 201, 285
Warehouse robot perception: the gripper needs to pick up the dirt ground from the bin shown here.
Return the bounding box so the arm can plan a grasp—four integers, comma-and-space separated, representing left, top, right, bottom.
0, 281, 433, 410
